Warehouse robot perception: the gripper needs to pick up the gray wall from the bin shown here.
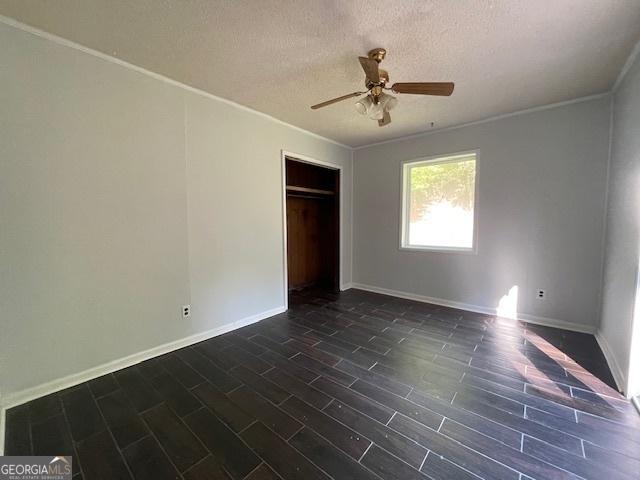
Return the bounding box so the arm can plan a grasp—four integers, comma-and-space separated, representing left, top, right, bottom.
353, 97, 611, 332
0, 22, 352, 400
599, 52, 640, 398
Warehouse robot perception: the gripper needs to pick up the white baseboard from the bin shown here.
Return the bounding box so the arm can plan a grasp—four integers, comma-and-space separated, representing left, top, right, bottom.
340, 282, 354, 291
594, 330, 626, 395
349, 283, 597, 334
0, 304, 285, 455
632, 396, 640, 415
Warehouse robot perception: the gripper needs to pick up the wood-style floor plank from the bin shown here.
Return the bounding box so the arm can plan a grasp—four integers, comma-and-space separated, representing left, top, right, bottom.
122, 436, 181, 480
289, 428, 381, 480
97, 390, 149, 449
280, 396, 371, 459
4, 287, 638, 480
76, 430, 132, 480
183, 407, 261, 479
241, 422, 329, 480
142, 404, 208, 473
323, 400, 427, 468
228, 386, 301, 439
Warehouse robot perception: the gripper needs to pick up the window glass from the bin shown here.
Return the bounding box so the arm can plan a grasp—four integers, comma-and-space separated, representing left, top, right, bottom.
402, 153, 477, 251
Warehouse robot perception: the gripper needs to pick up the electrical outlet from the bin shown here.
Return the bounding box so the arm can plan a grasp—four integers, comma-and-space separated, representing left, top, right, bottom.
536, 289, 546, 300
182, 305, 191, 318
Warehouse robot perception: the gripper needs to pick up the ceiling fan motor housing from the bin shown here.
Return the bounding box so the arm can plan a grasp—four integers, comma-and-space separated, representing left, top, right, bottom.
367, 48, 387, 63
366, 69, 389, 90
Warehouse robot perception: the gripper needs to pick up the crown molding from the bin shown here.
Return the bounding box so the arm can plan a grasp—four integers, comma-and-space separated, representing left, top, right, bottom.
0, 14, 351, 150
353, 92, 611, 150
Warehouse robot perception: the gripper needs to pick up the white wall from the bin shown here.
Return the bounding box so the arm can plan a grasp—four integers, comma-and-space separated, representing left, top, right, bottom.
184, 93, 352, 329
0, 21, 352, 402
353, 97, 611, 332
599, 50, 640, 397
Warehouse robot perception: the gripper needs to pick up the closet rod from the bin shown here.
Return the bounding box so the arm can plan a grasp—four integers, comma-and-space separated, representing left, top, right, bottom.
286, 185, 334, 196
286, 193, 331, 200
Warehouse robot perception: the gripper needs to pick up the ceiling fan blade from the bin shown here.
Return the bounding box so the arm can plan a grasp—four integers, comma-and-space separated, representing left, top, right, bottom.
391, 82, 454, 96
310, 91, 365, 110
378, 111, 391, 127
358, 57, 380, 83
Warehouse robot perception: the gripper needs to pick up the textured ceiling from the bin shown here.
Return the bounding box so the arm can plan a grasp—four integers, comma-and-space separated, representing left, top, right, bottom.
1, 1, 639, 147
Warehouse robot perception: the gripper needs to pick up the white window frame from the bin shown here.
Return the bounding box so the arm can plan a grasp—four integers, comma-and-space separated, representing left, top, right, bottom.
400, 150, 480, 254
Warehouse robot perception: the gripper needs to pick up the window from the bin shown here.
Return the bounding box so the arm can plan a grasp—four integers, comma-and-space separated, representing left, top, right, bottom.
401, 152, 478, 252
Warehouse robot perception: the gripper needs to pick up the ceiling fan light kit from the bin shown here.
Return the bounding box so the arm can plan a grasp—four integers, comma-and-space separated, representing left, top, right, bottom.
355, 92, 398, 120
311, 48, 454, 127
354, 95, 373, 116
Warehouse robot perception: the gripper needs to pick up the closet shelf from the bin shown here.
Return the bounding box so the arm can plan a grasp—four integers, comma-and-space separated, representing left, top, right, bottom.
286, 185, 335, 196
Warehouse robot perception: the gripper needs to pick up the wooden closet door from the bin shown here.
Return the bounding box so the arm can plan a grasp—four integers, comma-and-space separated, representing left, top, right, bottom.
287, 197, 322, 288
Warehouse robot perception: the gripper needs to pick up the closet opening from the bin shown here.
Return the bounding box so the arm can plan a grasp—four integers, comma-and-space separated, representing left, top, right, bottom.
284, 156, 340, 293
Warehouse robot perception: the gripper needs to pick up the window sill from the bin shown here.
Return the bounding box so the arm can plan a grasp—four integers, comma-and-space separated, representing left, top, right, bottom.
399, 245, 477, 255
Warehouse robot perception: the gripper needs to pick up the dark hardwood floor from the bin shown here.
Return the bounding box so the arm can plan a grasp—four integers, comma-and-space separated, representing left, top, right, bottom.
5, 288, 640, 480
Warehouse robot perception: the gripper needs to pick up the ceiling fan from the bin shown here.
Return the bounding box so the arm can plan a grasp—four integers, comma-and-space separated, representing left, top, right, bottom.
311, 48, 454, 127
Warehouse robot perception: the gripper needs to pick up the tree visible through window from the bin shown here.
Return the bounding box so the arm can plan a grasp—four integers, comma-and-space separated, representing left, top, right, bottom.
402, 153, 477, 250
